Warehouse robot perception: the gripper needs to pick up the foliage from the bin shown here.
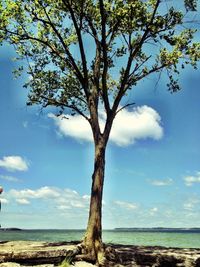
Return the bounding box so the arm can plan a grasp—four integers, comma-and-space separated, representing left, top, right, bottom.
59, 259, 70, 267
58, 255, 74, 267
0, 0, 199, 121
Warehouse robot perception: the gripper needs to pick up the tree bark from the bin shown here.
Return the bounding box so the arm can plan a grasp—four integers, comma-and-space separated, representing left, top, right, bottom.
82, 137, 107, 265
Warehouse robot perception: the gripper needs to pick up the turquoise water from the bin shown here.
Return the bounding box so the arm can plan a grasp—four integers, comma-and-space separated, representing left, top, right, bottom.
1, 229, 200, 248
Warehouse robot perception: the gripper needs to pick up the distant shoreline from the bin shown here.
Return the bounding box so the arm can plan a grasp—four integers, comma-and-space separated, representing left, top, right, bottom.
1, 227, 200, 233
0, 228, 22, 231
114, 227, 200, 233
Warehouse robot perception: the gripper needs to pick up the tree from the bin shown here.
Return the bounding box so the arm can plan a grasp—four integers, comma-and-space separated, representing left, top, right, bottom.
0, 0, 199, 264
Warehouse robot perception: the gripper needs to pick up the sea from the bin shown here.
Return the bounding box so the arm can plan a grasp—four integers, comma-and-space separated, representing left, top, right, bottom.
1, 229, 200, 248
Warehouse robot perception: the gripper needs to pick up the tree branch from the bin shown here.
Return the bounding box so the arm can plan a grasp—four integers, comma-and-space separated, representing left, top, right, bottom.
107, 17, 124, 47
84, 14, 100, 45
61, 0, 89, 99
1, 28, 62, 59
99, 0, 110, 114
84, 15, 101, 95
128, 55, 152, 79
0, 26, 86, 87
37, 1, 85, 88
136, 63, 168, 82
115, 103, 135, 115
41, 94, 90, 122
112, 0, 161, 113
93, 46, 101, 94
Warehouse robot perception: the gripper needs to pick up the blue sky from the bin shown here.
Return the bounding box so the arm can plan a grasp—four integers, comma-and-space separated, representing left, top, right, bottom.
0, 8, 200, 229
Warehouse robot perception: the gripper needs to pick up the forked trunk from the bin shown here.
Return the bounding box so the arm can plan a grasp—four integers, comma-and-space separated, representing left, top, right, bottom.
82, 138, 106, 265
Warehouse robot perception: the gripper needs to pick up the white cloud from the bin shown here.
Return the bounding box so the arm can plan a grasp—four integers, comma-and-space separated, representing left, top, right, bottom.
8, 186, 90, 211
3, 186, 200, 229
183, 172, 200, 186
0, 198, 9, 204
48, 105, 163, 146
114, 200, 138, 210
48, 113, 93, 143
149, 178, 173, 186
183, 202, 194, 211
183, 197, 200, 211
110, 106, 163, 146
16, 198, 30, 205
0, 175, 20, 182
57, 205, 71, 210
83, 195, 90, 200
149, 207, 158, 216
0, 156, 29, 172
10, 186, 61, 199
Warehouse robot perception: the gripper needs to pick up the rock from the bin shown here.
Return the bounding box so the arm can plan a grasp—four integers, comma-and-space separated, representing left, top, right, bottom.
22, 265, 54, 267
105, 244, 200, 266
0, 264, 55, 267
0, 241, 80, 265
72, 262, 96, 267
1, 241, 200, 266
196, 257, 200, 267
0, 263, 21, 267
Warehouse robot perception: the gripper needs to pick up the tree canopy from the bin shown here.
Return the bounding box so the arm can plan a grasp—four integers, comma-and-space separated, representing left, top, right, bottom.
0, 0, 199, 126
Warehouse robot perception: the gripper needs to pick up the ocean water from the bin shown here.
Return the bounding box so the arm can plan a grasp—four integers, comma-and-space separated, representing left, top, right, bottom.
1, 229, 200, 248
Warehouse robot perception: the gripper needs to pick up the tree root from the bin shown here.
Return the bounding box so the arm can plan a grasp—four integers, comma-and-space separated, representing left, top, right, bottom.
74, 241, 106, 266
75, 253, 96, 263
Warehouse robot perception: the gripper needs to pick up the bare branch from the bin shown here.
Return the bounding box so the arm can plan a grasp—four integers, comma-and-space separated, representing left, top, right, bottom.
122, 34, 130, 49
115, 103, 135, 115
136, 63, 168, 82
128, 55, 152, 78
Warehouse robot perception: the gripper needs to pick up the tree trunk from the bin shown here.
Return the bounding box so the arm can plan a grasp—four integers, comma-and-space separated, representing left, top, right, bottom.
82, 138, 106, 265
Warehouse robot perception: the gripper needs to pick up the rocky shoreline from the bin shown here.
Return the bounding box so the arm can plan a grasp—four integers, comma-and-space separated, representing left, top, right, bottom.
0, 241, 200, 266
